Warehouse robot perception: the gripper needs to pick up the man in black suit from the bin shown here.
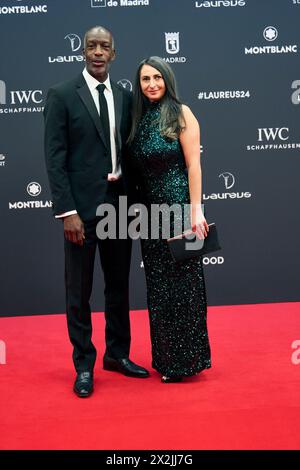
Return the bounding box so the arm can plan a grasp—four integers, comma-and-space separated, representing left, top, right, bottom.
44, 26, 149, 398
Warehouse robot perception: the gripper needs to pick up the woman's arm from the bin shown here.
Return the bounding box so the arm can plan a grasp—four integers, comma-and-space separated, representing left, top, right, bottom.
179, 104, 208, 238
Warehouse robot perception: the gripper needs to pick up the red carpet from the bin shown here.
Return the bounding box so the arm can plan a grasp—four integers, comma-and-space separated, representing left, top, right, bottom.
0, 303, 299, 450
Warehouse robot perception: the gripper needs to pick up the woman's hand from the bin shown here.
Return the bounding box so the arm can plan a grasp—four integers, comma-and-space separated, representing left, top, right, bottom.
191, 205, 209, 239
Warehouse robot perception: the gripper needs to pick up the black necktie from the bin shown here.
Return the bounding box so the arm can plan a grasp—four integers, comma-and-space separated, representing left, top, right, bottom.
96, 84, 111, 162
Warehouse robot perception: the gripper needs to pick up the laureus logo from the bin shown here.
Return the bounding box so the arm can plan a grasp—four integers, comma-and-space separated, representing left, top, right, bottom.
48, 34, 84, 64
65, 33, 81, 52
203, 172, 251, 200
195, 0, 246, 7
117, 79, 132, 91
219, 172, 235, 190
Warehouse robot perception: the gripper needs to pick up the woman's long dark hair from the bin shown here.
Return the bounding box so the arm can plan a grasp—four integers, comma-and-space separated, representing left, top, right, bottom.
127, 56, 185, 144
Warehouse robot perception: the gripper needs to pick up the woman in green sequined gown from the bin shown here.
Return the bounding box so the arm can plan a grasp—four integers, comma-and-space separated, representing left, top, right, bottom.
128, 57, 211, 382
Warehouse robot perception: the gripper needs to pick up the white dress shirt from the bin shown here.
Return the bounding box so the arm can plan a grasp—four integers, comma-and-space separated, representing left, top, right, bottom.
56, 68, 122, 219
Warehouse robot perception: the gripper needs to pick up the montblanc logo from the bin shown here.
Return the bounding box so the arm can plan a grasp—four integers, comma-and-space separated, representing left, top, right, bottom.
291, 80, 300, 105
246, 127, 300, 151
195, 0, 246, 7
0, 153, 6, 167
163, 32, 186, 64
91, 0, 150, 7
203, 172, 251, 201
117, 79, 132, 91
0, 0, 48, 15
263, 26, 278, 42
48, 33, 84, 64
245, 26, 297, 55
27, 182, 42, 197
0, 79, 44, 114
9, 182, 52, 210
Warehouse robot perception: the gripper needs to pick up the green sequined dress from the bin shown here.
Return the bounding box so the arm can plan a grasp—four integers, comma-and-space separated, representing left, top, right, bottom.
130, 103, 211, 377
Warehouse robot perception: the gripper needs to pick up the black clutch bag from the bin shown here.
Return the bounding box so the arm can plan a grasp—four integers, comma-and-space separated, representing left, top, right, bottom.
167, 223, 221, 262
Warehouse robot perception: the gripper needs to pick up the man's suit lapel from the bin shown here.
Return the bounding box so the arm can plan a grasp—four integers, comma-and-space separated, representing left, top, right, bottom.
76, 75, 108, 149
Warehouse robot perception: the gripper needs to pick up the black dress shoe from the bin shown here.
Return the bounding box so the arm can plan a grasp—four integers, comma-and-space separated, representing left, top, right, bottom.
73, 371, 94, 397
103, 356, 149, 378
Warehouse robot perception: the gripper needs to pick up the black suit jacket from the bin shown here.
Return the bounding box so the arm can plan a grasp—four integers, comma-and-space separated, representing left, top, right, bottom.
44, 73, 133, 221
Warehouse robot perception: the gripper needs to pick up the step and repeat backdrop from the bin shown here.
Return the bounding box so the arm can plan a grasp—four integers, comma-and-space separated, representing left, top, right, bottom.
0, 0, 299, 316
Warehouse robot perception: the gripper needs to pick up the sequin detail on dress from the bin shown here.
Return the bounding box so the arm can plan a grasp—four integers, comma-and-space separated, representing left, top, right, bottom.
130, 103, 211, 377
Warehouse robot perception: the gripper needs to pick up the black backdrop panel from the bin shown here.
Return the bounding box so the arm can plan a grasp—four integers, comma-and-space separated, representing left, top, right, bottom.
0, 0, 299, 316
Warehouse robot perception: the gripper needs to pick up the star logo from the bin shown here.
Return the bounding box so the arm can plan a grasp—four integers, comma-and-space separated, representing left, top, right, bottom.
27, 182, 41, 197
263, 26, 278, 42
